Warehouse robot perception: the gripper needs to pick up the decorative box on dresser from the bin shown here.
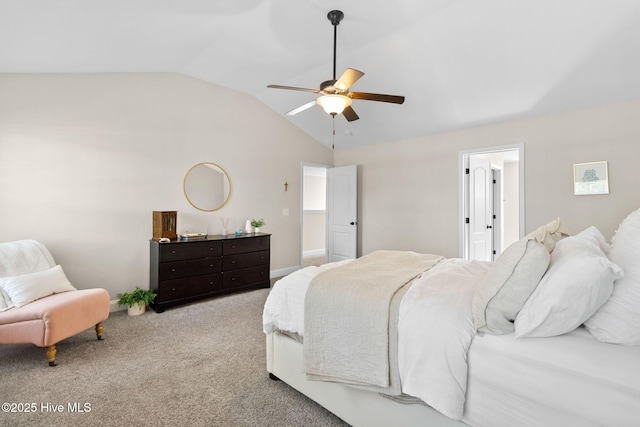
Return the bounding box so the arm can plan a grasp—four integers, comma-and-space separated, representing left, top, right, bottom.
149, 233, 270, 313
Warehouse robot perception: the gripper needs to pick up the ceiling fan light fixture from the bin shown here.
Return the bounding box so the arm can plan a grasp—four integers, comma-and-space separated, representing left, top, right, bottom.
316, 94, 351, 115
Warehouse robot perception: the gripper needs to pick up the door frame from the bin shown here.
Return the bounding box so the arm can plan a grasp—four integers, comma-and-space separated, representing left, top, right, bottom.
459, 143, 525, 259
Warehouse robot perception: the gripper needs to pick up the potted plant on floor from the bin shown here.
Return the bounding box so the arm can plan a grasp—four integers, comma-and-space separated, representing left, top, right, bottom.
251, 218, 265, 233
117, 287, 156, 316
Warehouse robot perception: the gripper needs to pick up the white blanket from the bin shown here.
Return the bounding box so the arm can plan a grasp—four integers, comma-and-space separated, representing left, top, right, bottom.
262, 256, 491, 421
262, 260, 352, 336
303, 250, 443, 392
398, 258, 491, 420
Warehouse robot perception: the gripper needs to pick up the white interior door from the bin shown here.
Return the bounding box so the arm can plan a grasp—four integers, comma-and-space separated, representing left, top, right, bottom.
469, 156, 493, 261
327, 165, 357, 262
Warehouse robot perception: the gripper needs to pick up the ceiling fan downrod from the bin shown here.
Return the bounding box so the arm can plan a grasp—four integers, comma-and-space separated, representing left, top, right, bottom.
327, 10, 344, 81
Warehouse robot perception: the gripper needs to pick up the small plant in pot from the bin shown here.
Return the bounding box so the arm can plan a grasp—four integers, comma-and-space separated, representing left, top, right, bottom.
251, 218, 265, 233
117, 287, 156, 316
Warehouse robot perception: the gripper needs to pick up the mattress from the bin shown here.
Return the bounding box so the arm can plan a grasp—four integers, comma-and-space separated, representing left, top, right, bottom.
264, 259, 640, 425
463, 327, 640, 427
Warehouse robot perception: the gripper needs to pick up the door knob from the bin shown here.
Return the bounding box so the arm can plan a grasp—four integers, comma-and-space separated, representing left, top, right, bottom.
486, 225, 493, 229
350, 221, 357, 225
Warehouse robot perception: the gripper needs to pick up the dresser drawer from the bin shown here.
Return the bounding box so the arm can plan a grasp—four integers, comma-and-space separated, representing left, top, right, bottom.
156, 274, 223, 303
223, 250, 269, 271
159, 257, 222, 280
159, 241, 222, 262
223, 236, 270, 255
223, 264, 269, 290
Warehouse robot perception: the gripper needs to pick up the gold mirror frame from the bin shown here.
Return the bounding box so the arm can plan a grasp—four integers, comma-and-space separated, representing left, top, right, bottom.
183, 162, 231, 212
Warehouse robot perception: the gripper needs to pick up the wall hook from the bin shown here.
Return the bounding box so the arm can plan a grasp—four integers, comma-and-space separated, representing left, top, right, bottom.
284, 182, 289, 192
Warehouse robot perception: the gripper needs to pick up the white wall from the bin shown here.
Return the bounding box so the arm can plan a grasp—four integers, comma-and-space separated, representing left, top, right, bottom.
334, 98, 640, 258
0, 73, 333, 298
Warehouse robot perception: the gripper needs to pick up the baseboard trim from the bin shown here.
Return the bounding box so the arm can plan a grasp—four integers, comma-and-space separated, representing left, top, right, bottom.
270, 266, 300, 280
109, 300, 126, 313
303, 249, 326, 257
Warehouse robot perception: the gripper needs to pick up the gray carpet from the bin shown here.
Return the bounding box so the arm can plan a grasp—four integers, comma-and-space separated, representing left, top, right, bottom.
0, 289, 349, 427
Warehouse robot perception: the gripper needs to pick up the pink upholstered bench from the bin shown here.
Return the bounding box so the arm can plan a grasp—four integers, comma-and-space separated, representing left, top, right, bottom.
0, 288, 109, 365
0, 240, 110, 366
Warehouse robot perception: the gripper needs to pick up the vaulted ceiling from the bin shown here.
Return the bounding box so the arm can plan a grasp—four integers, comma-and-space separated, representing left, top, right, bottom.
2, 0, 640, 150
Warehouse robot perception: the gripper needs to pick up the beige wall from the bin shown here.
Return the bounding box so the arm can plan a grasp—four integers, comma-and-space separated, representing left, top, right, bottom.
3, 72, 639, 298
334, 98, 640, 258
503, 161, 520, 247
0, 73, 333, 298
303, 212, 326, 253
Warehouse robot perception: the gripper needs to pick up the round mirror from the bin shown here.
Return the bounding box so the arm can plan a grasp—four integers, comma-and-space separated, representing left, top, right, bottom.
183, 162, 231, 211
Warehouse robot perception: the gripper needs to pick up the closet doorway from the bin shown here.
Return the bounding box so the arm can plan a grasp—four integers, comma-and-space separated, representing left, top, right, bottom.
460, 144, 524, 261
301, 164, 328, 267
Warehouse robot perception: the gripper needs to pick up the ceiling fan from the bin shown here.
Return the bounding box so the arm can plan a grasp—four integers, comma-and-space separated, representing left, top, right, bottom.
267, 10, 405, 122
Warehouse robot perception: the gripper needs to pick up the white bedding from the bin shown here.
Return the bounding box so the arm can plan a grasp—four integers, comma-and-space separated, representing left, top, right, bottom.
398, 258, 491, 419
463, 327, 640, 427
263, 256, 640, 424
262, 259, 351, 337
263, 257, 489, 420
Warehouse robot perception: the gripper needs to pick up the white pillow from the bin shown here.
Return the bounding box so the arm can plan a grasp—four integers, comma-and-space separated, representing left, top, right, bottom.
515, 227, 622, 338
0, 265, 76, 308
585, 209, 640, 344
473, 238, 550, 335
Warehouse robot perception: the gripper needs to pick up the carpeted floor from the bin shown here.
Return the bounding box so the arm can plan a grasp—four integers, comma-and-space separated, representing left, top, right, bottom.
0, 289, 348, 427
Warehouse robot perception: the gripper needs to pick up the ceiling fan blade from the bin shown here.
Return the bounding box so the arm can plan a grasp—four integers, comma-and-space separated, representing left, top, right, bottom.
342, 105, 359, 122
335, 68, 364, 91
349, 92, 405, 104
267, 84, 320, 94
285, 101, 317, 116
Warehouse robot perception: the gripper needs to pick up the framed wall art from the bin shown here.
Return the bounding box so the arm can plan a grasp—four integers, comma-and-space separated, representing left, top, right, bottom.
573, 161, 609, 195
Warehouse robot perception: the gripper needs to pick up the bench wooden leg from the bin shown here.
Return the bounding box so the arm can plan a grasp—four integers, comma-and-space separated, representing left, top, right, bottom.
95, 322, 104, 340
46, 345, 57, 367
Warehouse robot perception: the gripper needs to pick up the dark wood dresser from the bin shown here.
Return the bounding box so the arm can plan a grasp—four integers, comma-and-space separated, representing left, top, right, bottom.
149, 233, 270, 312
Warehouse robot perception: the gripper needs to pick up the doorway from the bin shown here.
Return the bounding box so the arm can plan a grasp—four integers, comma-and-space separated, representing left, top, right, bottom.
300, 163, 358, 268
301, 164, 328, 267
460, 144, 524, 261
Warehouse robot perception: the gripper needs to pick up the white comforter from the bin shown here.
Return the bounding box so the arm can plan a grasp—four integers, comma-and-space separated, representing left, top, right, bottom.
398, 258, 491, 419
262, 257, 491, 420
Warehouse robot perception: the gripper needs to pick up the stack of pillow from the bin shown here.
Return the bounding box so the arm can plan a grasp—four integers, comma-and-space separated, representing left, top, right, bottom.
473, 208, 640, 345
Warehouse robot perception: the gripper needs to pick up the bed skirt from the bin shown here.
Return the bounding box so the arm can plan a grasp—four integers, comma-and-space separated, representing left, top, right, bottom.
265, 331, 464, 427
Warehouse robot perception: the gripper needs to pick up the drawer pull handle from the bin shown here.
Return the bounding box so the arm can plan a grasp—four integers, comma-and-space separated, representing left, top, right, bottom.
209, 247, 214, 251
171, 250, 176, 254
231, 278, 235, 281
171, 288, 176, 291
210, 264, 214, 267
231, 261, 235, 264
171, 269, 176, 272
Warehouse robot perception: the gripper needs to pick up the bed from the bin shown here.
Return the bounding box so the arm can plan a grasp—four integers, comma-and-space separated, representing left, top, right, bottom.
263, 212, 640, 427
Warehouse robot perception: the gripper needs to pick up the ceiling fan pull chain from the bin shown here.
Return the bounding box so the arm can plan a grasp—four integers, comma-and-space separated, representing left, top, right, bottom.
332, 116, 336, 150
